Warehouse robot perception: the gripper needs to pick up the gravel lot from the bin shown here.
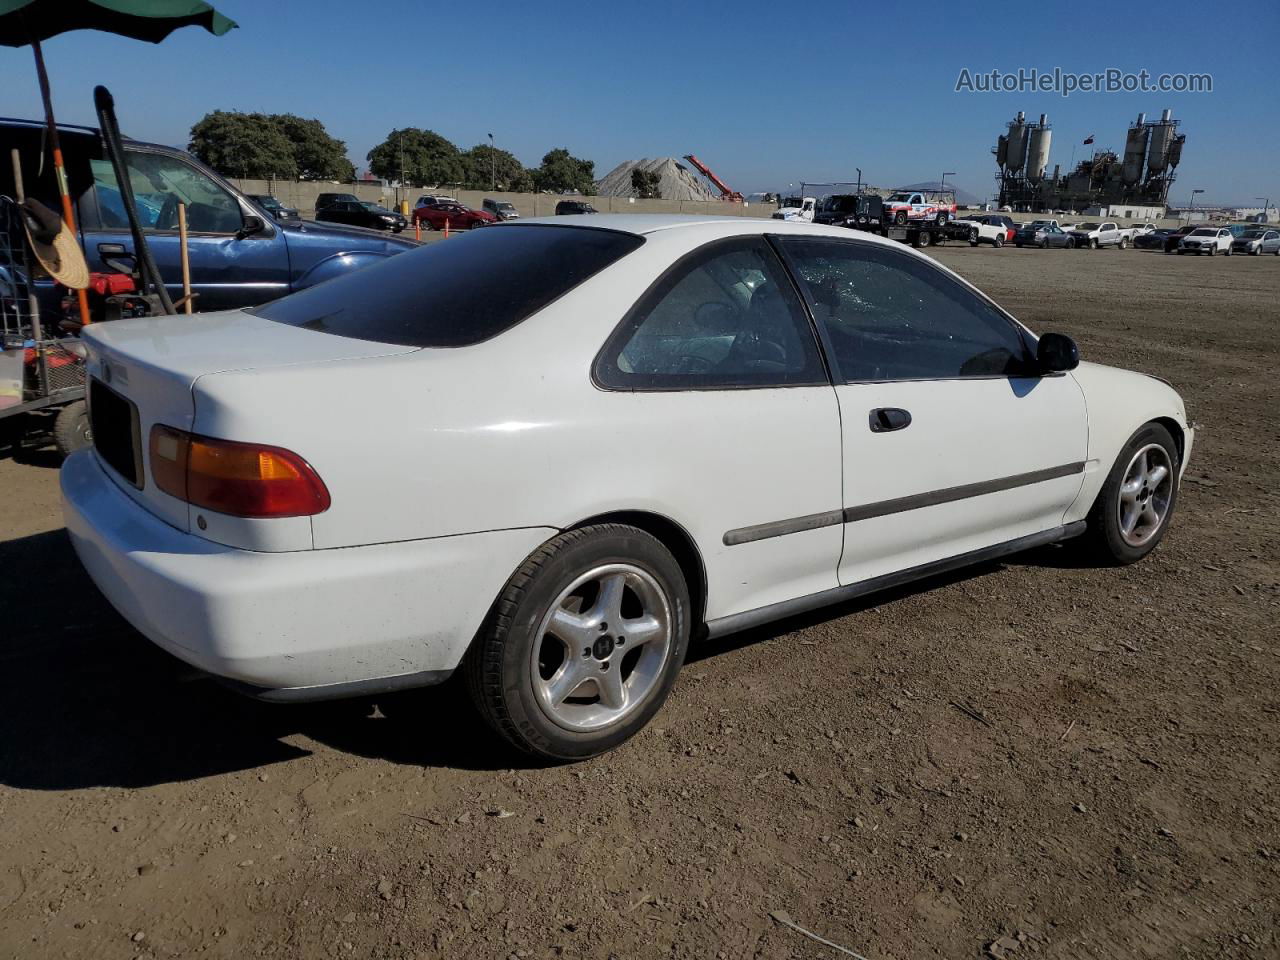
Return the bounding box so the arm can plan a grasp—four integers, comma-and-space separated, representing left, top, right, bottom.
1, 242, 1276, 960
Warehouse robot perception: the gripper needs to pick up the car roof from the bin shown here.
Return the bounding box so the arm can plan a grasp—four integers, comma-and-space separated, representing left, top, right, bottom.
511, 214, 925, 251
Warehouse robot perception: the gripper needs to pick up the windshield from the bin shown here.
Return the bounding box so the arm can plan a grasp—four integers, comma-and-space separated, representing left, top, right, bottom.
496, 202, 515, 211
253, 225, 644, 348
1241, 230, 1265, 238
886, 192, 912, 201
361, 202, 389, 212
1190, 229, 1216, 236
1076, 223, 1099, 229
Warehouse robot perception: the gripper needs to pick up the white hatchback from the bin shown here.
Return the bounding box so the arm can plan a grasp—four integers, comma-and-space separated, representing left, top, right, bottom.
63, 216, 1193, 759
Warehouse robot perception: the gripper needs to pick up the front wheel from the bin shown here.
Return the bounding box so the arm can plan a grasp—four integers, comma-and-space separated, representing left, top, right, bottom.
1224, 245, 1232, 256
1078, 422, 1180, 565
969, 229, 979, 246
1119, 236, 1129, 249
894, 210, 907, 226
1089, 238, 1099, 249
1207, 246, 1215, 256
465, 524, 690, 760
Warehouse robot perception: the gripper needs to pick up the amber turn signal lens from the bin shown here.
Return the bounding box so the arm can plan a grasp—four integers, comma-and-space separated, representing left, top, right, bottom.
149, 425, 330, 519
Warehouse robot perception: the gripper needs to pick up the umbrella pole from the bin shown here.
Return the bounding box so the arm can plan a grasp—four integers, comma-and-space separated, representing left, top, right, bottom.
31, 37, 91, 327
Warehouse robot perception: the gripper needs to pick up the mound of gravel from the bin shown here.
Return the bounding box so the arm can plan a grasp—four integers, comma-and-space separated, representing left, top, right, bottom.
595, 157, 718, 201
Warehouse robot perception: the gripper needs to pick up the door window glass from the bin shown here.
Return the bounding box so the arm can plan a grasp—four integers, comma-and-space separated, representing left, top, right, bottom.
779, 238, 1033, 382
595, 237, 826, 390
90, 152, 242, 234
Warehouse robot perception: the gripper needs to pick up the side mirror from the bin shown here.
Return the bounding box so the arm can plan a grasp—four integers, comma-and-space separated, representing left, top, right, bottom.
1037, 332, 1079, 373
236, 215, 266, 240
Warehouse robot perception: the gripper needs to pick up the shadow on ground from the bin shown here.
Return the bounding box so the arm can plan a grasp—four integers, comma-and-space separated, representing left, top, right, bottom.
1, 528, 1091, 791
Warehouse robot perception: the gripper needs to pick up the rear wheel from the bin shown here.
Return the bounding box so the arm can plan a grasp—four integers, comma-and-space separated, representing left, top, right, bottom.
1078, 423, 1180, 565
915, 230, 932, 248
54, 400, 91, 458
993, 233, 1004, 248
465, 524, 690, 760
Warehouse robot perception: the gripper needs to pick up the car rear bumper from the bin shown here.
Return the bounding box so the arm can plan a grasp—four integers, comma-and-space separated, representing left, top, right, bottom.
61, 450, 553, 699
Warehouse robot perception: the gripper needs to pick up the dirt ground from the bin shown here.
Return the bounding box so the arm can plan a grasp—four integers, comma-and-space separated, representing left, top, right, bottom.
1, 242, 1277, 960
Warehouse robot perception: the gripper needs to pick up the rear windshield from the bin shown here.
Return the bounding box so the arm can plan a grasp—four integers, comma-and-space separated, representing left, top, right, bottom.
252, 225, 643, 347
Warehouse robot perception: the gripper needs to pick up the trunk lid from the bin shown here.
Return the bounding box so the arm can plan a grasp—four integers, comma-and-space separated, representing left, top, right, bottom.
82, 309, 416, 534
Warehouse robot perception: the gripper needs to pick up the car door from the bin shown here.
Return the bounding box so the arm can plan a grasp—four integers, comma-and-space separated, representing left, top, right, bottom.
83, 149, 290, 311
593, 235, 844, 620
775, 236, 1088, 585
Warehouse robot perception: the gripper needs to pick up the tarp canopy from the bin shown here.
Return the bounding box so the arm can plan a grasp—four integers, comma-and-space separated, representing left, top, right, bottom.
0, 0, 236, 46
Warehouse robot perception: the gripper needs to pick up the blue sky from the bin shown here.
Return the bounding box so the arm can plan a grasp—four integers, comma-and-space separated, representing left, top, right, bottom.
2, 0, 1276, 205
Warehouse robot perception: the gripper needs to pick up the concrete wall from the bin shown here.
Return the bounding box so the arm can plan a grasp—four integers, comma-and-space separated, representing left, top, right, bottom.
228, 179, 777, 220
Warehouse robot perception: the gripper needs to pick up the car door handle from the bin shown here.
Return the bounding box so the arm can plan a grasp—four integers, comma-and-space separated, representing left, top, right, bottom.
869, 408, 912, 433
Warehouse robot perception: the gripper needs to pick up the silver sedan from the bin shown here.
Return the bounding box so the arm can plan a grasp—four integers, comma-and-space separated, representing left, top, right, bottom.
1232, 228, 1280, 256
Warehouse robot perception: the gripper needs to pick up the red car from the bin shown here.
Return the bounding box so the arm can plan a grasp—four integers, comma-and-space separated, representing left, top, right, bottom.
413, 202, 496, 231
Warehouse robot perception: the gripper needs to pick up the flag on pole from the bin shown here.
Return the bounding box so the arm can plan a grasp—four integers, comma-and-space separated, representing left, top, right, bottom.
1083, 135, 1095, 145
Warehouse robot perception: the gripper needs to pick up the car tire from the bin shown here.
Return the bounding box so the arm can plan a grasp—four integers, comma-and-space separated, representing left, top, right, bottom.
1078, 422, 1180, 566
993, 233, 1004, 248
915, 230, 932, 248
1207, 246, 1215, 256
54, 400, 91, 458
1224, 245, 1232, 256
936, 211, 949, 226
465, 523, 691, 761
1039, 238, 1048, 249
969, 229, 979, 246
1089, 238, 1099, 249
1119, 236, 1129, 249
894, 211, 907, 226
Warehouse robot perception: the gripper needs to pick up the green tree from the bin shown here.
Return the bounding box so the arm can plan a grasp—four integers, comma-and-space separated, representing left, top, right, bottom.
366, 128, 464, 186
189, 111, 297, 180
270, 114, 354, 181
533, 148, 596, 194
461, 143, 525, 191
631, 167, 662, 199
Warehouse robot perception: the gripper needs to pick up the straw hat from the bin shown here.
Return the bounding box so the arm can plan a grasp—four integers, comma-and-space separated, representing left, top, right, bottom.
19, 198, 89, 290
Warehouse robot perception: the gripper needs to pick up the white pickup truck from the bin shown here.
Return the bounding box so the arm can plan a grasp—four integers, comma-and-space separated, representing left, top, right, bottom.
771, 196, 816, 222
1067, 221, 1135, 250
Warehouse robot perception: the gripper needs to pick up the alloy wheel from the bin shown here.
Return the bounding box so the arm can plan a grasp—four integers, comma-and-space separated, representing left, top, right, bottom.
529, 563, 673, 733
1117, 443, 1174, 547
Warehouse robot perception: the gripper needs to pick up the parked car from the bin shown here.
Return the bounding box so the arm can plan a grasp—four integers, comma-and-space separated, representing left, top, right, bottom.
483, 198, 520, 221
415, 194, 459, 210
1160, 225, 1198, 252
1, 118, 416, 318
814, 194, 869, 227
1135, 228, 1178, 250
315, 200, 407, 233
1178, 227, 1234, 255
952, 214, 1015, 246
315, 192, 360, 211
1232, 228, 1280, 255
555, 200, 599, 215
1014, 223, 1073, 248
1068, 222, 1133, 250
414, 202, 496, 231
63, 216, 1193, 760
881, 190, 957, 226
771, 196, 816, 222
1131, 223, 1158, 236
247, 194, 300, 222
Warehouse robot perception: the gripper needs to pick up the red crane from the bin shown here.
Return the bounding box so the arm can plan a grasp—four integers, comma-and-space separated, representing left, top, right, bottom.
683, 154, 744, 202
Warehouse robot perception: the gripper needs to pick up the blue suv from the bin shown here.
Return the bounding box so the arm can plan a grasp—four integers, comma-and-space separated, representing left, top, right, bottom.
2, 118, 416, 317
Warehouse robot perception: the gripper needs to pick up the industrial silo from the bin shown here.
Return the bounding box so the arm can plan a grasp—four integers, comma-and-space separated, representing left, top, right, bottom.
1027, 114, 1052, 183
1005, 111, 1028, 175
996, 134, 1009, 169
1122, 113, 1149, 186
1147, 109, 1176, 176
1168, 134, 1186, 169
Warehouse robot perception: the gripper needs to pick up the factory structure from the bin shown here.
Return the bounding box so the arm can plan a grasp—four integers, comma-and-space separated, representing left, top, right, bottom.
995, 109, 1186, 214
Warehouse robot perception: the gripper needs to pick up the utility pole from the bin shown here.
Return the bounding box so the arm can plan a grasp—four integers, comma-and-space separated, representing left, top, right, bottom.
398, 131, 405, 208
488, 132, 495, 191
855, 167, 862, 194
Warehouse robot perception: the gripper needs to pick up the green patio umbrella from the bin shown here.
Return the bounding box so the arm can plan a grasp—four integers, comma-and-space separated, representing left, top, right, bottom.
0, 0, 237, 322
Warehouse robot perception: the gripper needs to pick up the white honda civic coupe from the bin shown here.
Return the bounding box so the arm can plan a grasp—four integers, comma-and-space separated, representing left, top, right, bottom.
62, 215, 1193, 760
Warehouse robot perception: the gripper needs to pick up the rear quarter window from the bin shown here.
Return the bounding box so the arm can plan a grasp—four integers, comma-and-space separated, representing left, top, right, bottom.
252, 225, 644, 347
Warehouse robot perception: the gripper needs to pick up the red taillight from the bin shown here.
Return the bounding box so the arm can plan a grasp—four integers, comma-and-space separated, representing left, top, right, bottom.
149, 425, 330, 519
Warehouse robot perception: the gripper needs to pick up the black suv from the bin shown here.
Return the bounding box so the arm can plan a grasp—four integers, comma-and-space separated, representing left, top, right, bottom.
315, 192, 360, 211
813, 194, 883, 228
555, 200, 599, 215
315, 200, 407, 233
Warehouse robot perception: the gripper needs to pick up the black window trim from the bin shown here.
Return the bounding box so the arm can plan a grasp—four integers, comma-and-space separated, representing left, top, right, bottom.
770, 234, 1041, 386
592, 234, 832, 394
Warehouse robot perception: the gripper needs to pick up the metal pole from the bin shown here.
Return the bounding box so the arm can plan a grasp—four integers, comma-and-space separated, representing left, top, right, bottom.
488, 133, 495, 191
30, 38, 91, 326
177, 202, 192, 314
856, 168, 861, 194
